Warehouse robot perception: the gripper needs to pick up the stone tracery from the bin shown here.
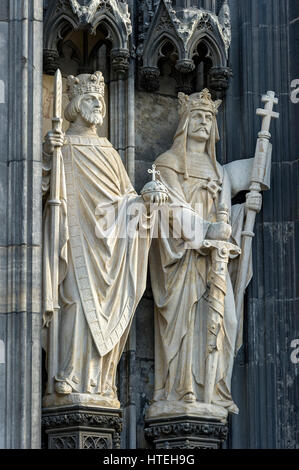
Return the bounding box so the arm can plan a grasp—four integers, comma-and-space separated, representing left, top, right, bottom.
138, 0, 232, 96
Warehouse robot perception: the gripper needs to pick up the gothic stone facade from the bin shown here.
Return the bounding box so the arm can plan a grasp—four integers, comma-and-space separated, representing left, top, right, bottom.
0, 0, 298, 449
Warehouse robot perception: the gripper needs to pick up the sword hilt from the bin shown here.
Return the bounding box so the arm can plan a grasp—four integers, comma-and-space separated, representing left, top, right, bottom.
216, 203, 229, 224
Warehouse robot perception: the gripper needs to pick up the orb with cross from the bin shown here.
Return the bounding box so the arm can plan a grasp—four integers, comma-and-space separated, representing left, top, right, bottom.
141, 164, 169, 203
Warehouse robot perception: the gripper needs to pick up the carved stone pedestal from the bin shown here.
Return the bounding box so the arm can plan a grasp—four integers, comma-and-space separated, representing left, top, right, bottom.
145, 416, 228, 450
42, 405, 122, 449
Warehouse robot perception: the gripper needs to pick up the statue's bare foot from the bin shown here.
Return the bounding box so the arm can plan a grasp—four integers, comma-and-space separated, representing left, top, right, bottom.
55, 381, 72, 395
183, 392, 196, 403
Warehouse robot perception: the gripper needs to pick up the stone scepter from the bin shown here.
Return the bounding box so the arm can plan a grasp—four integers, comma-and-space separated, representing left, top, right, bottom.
234, 91, 279, 350
47, 69, 63, 394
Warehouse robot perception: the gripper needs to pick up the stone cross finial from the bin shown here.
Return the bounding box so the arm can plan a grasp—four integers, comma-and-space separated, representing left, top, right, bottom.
256, 91, 279, 136
148, 164, 160, 181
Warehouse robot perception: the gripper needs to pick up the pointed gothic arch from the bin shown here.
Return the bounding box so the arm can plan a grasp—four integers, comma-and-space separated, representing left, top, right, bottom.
43, 0, 131, 76
138, 0, 232, 96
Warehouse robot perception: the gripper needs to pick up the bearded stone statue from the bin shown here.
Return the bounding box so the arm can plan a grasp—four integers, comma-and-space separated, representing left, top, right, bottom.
42, 72, 166, 409
147, 89, 271, 420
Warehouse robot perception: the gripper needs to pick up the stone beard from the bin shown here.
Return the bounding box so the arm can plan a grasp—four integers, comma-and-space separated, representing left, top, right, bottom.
78, 98, 104, 126
42, 73, 151, 408
147, 89, 270, 420
81, 107, 103, 126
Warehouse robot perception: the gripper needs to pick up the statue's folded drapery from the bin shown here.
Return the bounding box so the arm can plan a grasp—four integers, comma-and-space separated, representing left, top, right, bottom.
149, 150, 254, 412
42, 134, 151, 398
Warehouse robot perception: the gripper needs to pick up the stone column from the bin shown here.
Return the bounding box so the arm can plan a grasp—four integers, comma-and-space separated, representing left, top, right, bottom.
110, 48, 130, 162
223, 0, 298, 449
0, 0, 43, 449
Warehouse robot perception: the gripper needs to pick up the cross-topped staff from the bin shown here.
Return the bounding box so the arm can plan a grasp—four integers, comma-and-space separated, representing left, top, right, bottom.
234, 91, 279, 352
257, 91, 279, 135
148, 164, 160, 182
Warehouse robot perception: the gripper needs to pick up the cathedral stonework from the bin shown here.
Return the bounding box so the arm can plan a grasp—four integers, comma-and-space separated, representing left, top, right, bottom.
0, 0, 298, 451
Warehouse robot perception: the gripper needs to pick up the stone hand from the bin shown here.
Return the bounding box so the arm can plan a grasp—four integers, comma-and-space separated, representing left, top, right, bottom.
206, 221, 232, 241
142, 190, 168, 208
246, 191, 262, 213
44, 129, 65, 155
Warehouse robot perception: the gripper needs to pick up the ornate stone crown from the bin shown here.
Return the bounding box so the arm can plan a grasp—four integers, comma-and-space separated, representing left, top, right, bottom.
178, 89, 222, 116
67, 71, 105, 100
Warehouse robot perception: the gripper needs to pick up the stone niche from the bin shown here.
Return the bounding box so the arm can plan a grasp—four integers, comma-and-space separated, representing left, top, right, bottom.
43, 0, 132, 156
137, 0, 232, 98
135, 0, 232, 192
41, 0, 233, 451
42, 25, 110, 139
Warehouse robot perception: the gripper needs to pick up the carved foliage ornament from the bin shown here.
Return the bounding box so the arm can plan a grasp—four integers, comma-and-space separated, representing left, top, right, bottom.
42, 412, 123, 431
70, 0, 110, 23
139, 1, 232, 96
145, 419, 228, 449
139, 0, 231, 63
69, 0, 132, 35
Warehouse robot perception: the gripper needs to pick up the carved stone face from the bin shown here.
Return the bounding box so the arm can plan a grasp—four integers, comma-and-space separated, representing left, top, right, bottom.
187, 109, 213, 143
79, 93, 104, 126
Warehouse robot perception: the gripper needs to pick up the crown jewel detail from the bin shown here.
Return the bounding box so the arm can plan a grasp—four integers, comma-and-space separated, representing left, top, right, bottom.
178, 89, 222, 116
67, 72, 105, 100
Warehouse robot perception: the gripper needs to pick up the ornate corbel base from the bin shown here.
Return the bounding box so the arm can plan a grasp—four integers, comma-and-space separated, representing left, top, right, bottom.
140, 66, 160, 92
208, 66, 233, 98
43, 48, 60, 75
145, 415, 228, 450
42, 405, 123, 449
111, 48, 130, 77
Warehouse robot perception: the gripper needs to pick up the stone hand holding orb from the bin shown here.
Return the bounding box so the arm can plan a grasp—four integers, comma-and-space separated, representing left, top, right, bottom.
141, 164, 169, 207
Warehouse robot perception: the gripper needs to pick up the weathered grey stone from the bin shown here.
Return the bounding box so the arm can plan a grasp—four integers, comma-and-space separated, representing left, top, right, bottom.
135, 92, 179, 163
0, 1, 8, 21
0, 163, 8, 246
134, 0, 298, 451
0, 314, 7, 448
4, 311, 41, 449
0, 22, 8, 164
136, 358, 155, 449
0, 0, 43, 449
136, 297, 155, 361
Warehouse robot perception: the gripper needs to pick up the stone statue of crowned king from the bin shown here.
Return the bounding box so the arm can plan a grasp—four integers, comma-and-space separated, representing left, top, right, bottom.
42, 70, 167, 408
147, 88, 277, 420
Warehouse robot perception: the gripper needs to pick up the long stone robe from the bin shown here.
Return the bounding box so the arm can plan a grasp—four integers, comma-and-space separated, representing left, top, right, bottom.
149, 151, 258, 411
42, 133, 150, 400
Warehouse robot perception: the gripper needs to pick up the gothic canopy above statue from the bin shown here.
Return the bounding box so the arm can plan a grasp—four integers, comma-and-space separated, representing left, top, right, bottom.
138, 0, 231, 71
43, 0, 132, 75
138, 0, 232, 96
